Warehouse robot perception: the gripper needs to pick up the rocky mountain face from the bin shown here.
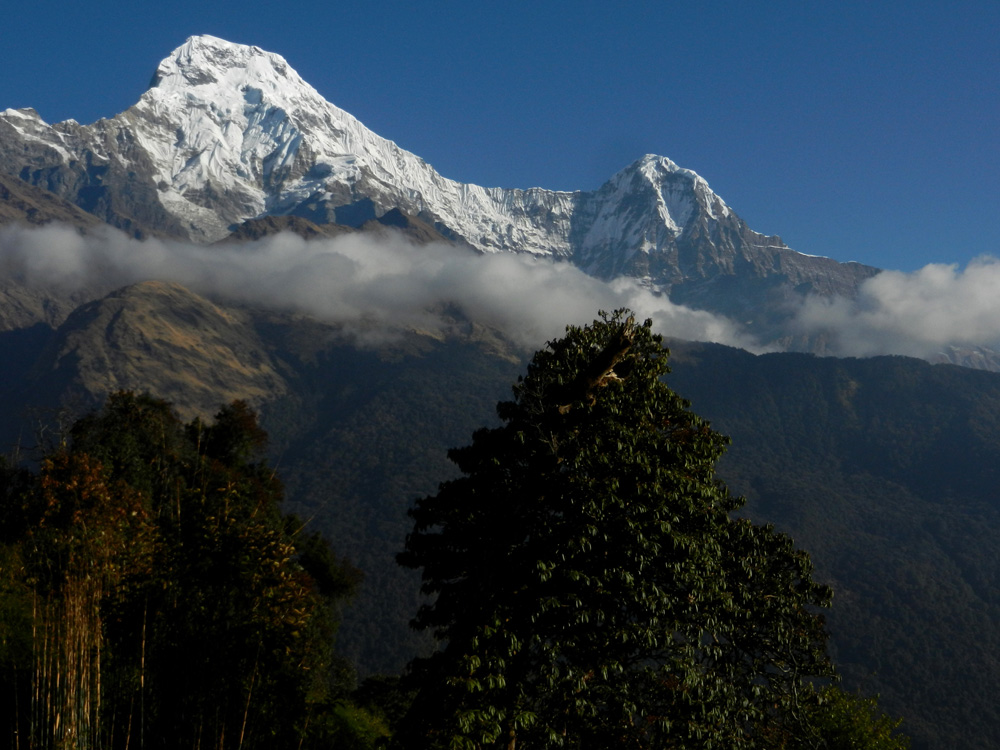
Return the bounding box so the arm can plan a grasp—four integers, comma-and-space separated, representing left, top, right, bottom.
27, 281, 290, 422
0, 172, 103, 230
0, 175, 106, 330
0, 34, 879, 343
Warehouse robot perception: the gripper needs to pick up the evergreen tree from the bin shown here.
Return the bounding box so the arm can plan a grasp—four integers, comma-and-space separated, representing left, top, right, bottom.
397, 310, 835, 749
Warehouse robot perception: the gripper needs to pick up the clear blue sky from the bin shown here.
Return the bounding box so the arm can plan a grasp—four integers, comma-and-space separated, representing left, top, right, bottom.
1, 0, 997, 272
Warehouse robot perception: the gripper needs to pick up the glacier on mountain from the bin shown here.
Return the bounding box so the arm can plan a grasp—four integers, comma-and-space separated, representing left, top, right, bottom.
125, 35, 580, 248
0, 36, 728, 256
0, 34, 880, 344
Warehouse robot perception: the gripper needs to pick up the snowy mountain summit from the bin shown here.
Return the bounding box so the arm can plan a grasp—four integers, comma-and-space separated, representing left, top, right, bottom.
0, 34, 877, 334
135, 35, 476, 242
136, 36, 744, 253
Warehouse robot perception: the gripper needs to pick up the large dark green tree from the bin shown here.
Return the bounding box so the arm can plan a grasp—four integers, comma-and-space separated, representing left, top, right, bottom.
397, 311, 835, 749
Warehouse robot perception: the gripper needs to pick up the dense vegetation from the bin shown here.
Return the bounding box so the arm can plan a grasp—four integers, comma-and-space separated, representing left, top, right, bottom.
270, 335, 525, 672
0, 393, 375, 749
665, 343, 1000, 749
0, 317, 918, 749
7, 310, 998, 747
243, 324, 999, 749
395, 312, 840, 748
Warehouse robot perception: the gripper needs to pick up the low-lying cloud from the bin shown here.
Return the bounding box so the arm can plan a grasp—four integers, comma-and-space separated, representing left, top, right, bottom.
0, 223, 759, 351
793, 257, 1000, 358
13, 222, 994, 361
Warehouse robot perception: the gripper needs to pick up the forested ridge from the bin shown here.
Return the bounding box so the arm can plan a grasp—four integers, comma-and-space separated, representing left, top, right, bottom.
2, 314, 997, 747
666, 343, 1000, 749
264, 334, 998, 749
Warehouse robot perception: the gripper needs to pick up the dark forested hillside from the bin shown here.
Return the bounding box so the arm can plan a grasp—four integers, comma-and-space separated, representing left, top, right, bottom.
269, 337, 524, 672
2, 285, 999, 747
271, 337, 1000, 749
665, 342, 1000, 750
245, 330, 1000, 750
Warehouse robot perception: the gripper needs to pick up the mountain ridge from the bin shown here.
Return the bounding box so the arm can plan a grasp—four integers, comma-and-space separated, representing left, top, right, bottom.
0, 34, 879, 348
23, 280, 289, 422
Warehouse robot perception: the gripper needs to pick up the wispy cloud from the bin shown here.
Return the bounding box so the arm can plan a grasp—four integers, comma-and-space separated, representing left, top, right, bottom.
792, 257, 1000, 358
0, 223, 761, 351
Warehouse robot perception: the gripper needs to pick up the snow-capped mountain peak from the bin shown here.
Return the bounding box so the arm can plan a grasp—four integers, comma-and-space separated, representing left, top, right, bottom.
0, 34, 878, 333
632, 154, 731, 222
111, 35, 574, 247
129, 35, 379, 238
1, 35, 745, 254
145, 35, 346, 136
151, 35, 300, 90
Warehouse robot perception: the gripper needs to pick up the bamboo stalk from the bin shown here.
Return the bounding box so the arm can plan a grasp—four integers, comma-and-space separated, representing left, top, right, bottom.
237, 645, 261, 750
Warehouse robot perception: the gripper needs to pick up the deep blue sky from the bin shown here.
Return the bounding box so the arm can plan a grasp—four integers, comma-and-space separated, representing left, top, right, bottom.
2, 1, 997, 271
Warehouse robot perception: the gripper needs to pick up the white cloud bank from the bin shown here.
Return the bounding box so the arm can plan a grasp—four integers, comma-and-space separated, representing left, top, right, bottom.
11, 223, 995, 361
793, 257, 1000, 358
0, 223, 759, 351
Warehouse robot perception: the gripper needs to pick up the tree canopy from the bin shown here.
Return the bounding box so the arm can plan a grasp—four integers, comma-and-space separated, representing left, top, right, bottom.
397, 310, 836, 748
0, 392, 362, 750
